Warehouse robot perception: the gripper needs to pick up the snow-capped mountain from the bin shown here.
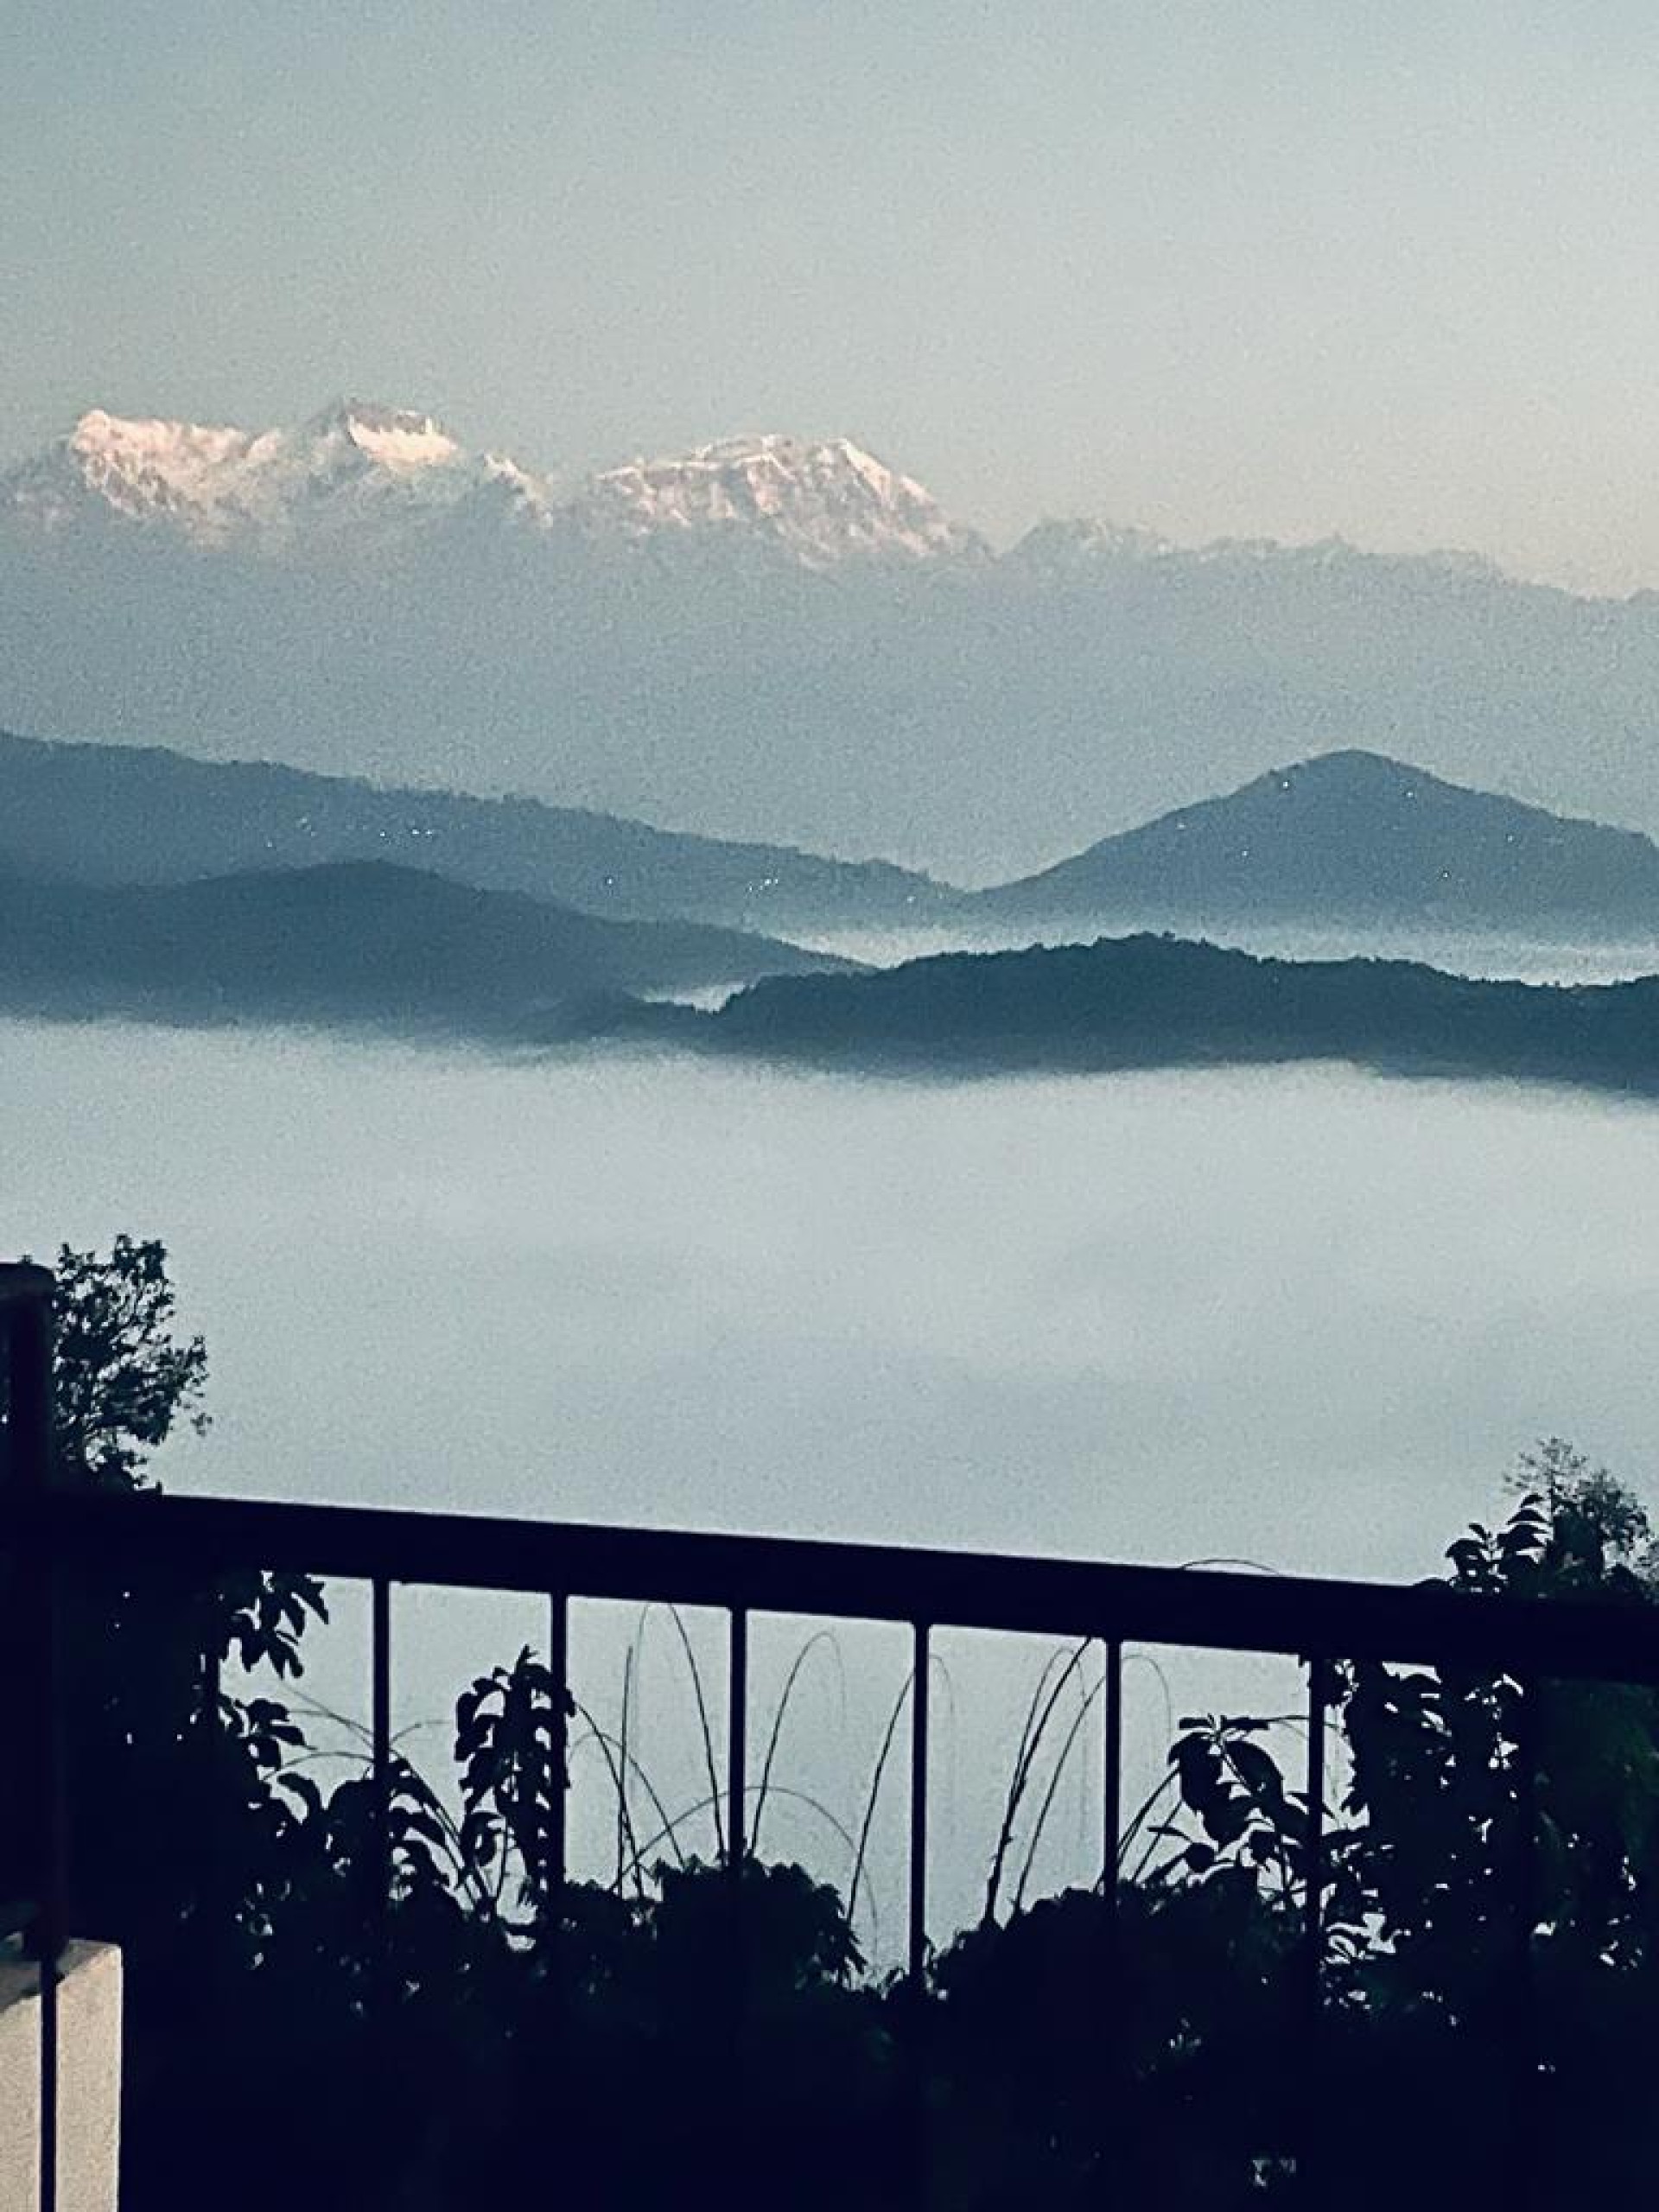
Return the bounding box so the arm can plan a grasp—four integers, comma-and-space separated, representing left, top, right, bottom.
5, 399, 489, 546
1007, 512, 1512, 588
8, 393, 1514, 586
583, 434, 987, 568
1, 403, 982, 569
1006, 517, 1182, 570
6, 386, 1658, 881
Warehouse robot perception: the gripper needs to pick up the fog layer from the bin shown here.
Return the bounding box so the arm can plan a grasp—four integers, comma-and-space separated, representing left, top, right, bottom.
10, 1017, 1657, 1575
11, 1016, 1657, 1947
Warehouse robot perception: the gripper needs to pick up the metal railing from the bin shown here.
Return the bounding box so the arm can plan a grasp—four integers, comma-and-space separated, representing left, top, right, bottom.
6, 1262, 1659, 2207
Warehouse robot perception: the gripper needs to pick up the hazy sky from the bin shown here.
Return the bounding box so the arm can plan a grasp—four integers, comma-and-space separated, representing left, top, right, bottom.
6, 2, 1659, 590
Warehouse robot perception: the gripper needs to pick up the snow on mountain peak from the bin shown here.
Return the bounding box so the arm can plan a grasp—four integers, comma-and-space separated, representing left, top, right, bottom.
582, 431, 986, 567
7, 398, 484, 544
296, 399, 463, 471
1008, 518, 1179, 571
1008, 515, 1513, 590
52, 408, 264, 527
2, 402, 982, 569
71, 405, 243, 465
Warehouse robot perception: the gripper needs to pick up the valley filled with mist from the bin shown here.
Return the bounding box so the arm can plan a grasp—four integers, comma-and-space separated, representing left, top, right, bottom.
10, 1007, 1657, 1946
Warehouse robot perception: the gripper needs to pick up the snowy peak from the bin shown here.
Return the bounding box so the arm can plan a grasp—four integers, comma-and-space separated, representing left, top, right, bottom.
1008, 514, 1375, 575
286, 399, 465, 482
6, 399, 487, 546
1, 402, 984, 569
1008, 514, 1512, 589
296, 399, 461, 469
582, 432, 987, 568
21, 408, 267, 532
1008, 517, 1179, 571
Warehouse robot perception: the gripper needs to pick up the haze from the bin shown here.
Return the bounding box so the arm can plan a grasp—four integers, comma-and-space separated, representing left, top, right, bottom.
12, 1014, 1659, 1944
19, 1016, 1654, 1560
9, 3, 1659, 593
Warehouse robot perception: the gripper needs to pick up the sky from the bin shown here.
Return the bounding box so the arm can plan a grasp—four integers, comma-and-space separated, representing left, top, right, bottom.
5, 2, 1659, 591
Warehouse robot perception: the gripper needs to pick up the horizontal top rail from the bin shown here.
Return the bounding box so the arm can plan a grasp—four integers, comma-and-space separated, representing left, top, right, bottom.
10, 1487, 1659, 1685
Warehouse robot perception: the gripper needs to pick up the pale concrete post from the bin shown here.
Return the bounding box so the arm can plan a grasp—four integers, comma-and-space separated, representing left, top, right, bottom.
0, 1263, 120, 2211
0, 1945, 122, 2212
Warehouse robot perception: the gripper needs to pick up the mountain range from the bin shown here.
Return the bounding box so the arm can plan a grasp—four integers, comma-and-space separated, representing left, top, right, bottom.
4, 728, 1656, 951
3, 401, 984, 570
4, 721, 1659, 1061
8, 397, 1659, 877
639, 933, 1659, 1102
0, 728, 944, 936
0, 859, 849, 1042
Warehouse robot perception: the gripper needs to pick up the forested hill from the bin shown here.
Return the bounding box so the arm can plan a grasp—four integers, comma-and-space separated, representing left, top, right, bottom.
973, 750, 1659, 939
0, 861, 849, 1039
635, 932, 1659, 1097
0, 728, 947, 936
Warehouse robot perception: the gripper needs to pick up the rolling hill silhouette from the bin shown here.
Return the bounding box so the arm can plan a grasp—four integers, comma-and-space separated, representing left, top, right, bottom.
636, 931, 1659, 1100
974, 752, 1659, 940
0, 861, 849, 1039
0, 728, 947, 937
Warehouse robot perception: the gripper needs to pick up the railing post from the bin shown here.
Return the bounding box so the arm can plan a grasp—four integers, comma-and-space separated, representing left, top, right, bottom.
728, 1607, 748, 1878
1508, 1674, 1540, 2211
907, 1622, 931, 2205
1100, 1637, 1123, 2191
725, 1607, 750, 2165
3, 1262, 60, 2212
545, 1591, 569, 1929
541, 1590, 572, 2164
370, 1576, 392, 1993
1300, 1655, 1329, 2204
1101, 1638, 1123, 1904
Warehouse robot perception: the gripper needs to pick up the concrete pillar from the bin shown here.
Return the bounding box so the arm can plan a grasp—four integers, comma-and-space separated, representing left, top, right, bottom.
0, 1942, 121, 2212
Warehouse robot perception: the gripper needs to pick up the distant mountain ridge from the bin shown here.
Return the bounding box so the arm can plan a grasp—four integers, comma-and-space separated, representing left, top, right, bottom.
4, 401, 472, 545
0, 859, 849, 1041
0, 729, 948, 937
11, 394, 1659, 876
0, 397, 1526, 590
10, 722, 1659, 1081
634, 932, 1659, 1102
2, 402, 984, 571
974, 751, 1659, 942
582, 434, 988, 567
7, 728, 1659, 955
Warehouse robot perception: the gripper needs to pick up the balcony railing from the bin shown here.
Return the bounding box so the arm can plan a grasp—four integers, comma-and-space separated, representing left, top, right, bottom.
6, 1262, 1658, 2208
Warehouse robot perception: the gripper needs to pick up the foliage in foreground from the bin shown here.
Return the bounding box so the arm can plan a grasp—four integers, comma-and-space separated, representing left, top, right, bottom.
9, 1241, 1659, 2209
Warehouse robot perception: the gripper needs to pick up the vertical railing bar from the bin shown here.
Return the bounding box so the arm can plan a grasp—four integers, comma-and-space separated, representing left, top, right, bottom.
907, 1622, 931, 2206
1305, 1656, 1327, 1952
37, 1928, 57, 2212
547, 1591, 569, 1915
1102, 1637, 1123, 1901
544, 1587, 571, 2149
1100, 1635, 1124, 2201
201, 1640, 222, 1936
728, 1606, 748, 1875
908, 1621, 930, 1996
371, 1575, 392, 1992
1510, 1672, 1539, 2210
726, 1606, 751, 2162
1300, 1654, 1329, 2201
